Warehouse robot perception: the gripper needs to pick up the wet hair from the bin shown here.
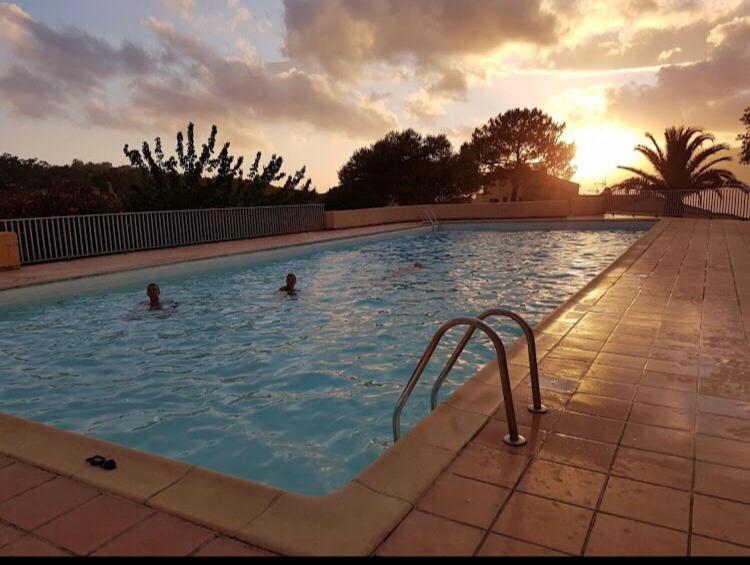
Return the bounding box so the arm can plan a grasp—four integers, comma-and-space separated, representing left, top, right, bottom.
147, 283, 160, 293
286, 273, 296, 280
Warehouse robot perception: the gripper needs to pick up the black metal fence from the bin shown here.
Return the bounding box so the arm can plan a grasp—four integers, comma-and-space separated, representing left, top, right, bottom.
605, 188, 750, 220
0, 204, 326, 265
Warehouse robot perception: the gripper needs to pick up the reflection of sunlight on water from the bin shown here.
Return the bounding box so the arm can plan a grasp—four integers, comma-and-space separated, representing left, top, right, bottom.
0, 227, 645, 495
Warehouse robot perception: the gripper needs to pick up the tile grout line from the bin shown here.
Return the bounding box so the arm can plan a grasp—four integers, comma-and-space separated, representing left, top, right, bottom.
186, 533, 222, 557
688, 218, 712, 557
79, 501, 158, 556
581, 218, 690, 555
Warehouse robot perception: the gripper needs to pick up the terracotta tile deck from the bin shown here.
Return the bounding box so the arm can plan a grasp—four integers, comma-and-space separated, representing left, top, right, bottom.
0, 461, 274, 556
3, 217, 750, 555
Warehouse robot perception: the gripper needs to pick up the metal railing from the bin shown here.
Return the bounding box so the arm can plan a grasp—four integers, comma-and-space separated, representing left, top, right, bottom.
430, 308, 548, 415
392, 316, 532, 447
605, 188, 750, 220
0, 204, 325, 265
419, 208, 439, 231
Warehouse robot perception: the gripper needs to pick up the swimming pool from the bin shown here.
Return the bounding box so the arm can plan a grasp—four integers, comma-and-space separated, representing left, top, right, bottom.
0, 222, 649, 494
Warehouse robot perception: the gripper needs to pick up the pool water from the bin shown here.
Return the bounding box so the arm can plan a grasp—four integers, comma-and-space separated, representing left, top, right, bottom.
0, 225, 646, 494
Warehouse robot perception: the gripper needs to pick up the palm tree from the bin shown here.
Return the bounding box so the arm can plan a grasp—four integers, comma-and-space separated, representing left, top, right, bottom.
613, 126, 748, 216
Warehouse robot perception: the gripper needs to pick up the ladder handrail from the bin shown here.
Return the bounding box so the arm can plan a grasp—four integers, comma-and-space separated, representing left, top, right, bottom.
392, 317, 526, 446
430, 309, 548, 415
418, 208, 438, 230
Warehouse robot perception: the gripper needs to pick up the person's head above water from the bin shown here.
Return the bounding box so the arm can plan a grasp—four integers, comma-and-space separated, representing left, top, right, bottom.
414, 262, 424, 269
282, 273, 297, 291
146, 283, 161, 307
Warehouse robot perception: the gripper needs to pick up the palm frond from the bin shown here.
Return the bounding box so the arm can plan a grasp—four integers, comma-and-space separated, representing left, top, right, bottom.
686, 131, 716, 156
695, 168, 750, 192
693, 156, 732, 177
634, 144, 666, 174
617, 165, 664, 188
645, 132, 665, 163
688, 144, 731, 172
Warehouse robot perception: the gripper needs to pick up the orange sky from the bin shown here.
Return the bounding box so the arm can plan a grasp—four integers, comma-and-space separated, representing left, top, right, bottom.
1, 0, 749, 192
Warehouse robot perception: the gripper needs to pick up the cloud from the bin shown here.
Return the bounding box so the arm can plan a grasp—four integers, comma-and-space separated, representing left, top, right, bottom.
658, 47, 683, 62
0, 4, 397, 140
227, 0, 252, 31
280, 0, 745, 82
144, 18, 397, 137
162, 0, 196, 20
404, 90, 449, 122
282, 0, 558, 89
0, 65, 65, 118
541, 0, 747, 70
0, 2, 153, 92
545, 23, 711, 70
426, 66, 470, 97
606, 15, 750, 133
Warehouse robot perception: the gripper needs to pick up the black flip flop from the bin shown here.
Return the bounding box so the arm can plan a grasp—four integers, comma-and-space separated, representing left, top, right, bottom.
86, 455, 107, 467
101, 459, 117, 471
85, 455, 117, 471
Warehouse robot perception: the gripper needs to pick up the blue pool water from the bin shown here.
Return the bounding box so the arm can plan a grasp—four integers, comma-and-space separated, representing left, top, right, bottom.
0, 225, 646, 494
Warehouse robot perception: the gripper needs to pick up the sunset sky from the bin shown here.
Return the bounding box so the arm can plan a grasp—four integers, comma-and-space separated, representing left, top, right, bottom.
1, 0, 749, 193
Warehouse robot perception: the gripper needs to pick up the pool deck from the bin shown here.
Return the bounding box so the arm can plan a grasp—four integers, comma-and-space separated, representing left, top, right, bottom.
2, 217, 750, 556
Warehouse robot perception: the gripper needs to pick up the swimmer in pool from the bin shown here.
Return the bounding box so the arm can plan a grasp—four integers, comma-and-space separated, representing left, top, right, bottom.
145, 283, 176, 310
278, 273, 298, 295
384, 262, 425, 279
123, 283, 177, 320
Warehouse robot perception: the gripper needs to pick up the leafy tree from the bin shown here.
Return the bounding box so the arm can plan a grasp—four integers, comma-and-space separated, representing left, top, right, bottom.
0, 154, 54, 190
466, 108, 576, 201
234, 151, 313, 207
739, 107, 750, 165
614, 126, 748, 214
123, 123, 244, 210
123, 123, 313, 210
325, 129, 475, 210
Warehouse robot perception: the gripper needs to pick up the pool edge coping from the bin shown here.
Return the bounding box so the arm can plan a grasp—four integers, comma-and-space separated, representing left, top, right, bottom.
0, 217, 669, 556
0, 215, 654, 294
0, 222, 427, 293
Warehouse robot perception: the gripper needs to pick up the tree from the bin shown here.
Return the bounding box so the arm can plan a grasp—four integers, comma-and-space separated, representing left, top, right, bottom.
0, 153, 129, 218
123, 123, 244, 210
614, 126, 748, 214
0, 180, 121, 218
325, 129, 475, 210
466, 108, 576, 201
739, 107, 750, 165
123, 123, 313, 210
234, 151, 313, 207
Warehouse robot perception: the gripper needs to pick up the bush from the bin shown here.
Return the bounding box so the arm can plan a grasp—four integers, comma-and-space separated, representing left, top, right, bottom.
0, 182, 122, 219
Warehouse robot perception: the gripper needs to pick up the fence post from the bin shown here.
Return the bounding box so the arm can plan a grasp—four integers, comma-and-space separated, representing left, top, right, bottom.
0, 232, 21, 270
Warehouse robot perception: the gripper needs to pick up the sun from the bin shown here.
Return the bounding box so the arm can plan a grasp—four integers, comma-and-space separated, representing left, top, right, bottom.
569, 125, 640, 186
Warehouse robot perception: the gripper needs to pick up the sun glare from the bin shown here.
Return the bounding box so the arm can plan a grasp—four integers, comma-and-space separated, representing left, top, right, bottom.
570, 125, 639, 186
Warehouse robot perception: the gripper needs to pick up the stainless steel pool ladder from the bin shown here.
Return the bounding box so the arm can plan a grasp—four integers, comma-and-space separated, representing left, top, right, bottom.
418, 209, 439, 231
431, 309, 548, 416
392, 313, 546, 446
